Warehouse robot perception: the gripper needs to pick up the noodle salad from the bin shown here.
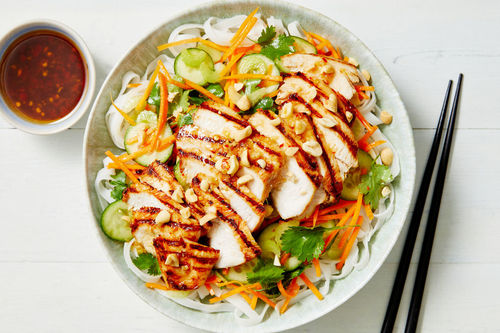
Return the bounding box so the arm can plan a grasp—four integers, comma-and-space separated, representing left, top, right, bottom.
94, 7, 399, 325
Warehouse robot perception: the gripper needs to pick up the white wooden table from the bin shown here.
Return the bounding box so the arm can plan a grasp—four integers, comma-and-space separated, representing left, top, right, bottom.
1, 1, 498, 332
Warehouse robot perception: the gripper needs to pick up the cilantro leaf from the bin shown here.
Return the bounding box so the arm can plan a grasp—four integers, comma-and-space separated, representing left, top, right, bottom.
257, 26, 276, 46
246, 259, 284, 287
187, 89, 207, 105
132, 253, 161, 276
260, 34, 295, 61
358, 162, 393, 210
281, 226, 326, 262
178, 108, 197, 127
147, 82, 161, 108
206, 83, 224, 98
109, 171, 128, 201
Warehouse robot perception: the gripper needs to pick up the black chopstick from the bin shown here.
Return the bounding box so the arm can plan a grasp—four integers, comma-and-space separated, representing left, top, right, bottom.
404, 73, 463, 333
380, 80, 453, 333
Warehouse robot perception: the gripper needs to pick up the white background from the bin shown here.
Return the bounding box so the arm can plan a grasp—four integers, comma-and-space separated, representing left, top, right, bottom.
0, 0, 499, 332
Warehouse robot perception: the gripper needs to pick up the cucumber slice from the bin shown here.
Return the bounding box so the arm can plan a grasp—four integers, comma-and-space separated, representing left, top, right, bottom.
283, 256, 301, 271
173, 160, 188, 189
257, 220, 300, 260
221, 259, 258, 283
124, 111, 174, 166
323, 234, 343, 260
198, 43, 222, 62
340, 150, 374, 200
174, 48, 216, 85
100, 200, 133, 242
291, 36, 317, 54
237, 54, 280, 76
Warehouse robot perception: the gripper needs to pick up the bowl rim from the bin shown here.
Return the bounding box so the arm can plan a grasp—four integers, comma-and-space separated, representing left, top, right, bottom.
0, 19, 96, 135
83, 0, 416, 331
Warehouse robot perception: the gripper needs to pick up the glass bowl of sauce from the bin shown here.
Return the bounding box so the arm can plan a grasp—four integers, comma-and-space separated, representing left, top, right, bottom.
0, 20, 95, 134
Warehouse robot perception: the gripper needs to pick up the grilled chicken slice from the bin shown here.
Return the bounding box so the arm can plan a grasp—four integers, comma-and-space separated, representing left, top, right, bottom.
191, 174, 261, 268
176, 101, 284, 231
276, 74, 358, 181
249, 110, 323, 219
280, 53, 361, 100
154, 236, 219, 290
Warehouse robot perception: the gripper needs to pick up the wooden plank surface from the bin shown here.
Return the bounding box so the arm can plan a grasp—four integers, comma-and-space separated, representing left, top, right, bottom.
0, 0, 498, 332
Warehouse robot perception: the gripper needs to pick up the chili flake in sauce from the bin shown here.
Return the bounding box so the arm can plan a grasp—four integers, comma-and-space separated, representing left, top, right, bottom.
0, 30, 86, 123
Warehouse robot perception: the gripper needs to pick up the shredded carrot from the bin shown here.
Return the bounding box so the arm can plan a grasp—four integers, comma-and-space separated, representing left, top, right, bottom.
183, 78, 226, 105
312, 258, 321, 277
219, 51, 245, 78
216, 280, 245, 287
312, 206, 320, 227
306, 31, 339, 58
266, 90, 279, 98
364, 204, 374, 220
230, 7, 259, 44
105, 151, 139, 183
358, 125, 378, 151
280, 252, 291, 266
234, 43, 261, 55
221, 16, 257, 62
205, 283, 215, 296
209, 283, 260, 303
277, 280, 289, 298
357, 85, 375, 91
280, 297, 292, 314
319, 200, 356, 216
119, 135, 175, 162
336, 226, 361, 270
299, 273, 323, 300
324, 204, 357, 248
151, 72, 169, 151
157, 134, 176, 151
110, 95, 136, 126
240, 291, 253, 304
357, 90, 369, 100
250, 294, 258, 310
222, 74, 283, 81
365, 140, 386, 151
315, 214, 345, 221
338, 192, 363, 248
127, 83, 142, 88
157, 37, 227, 52
303, 31, 316, 46
145, 282, 169, 291
247, 288, 276, 308
107, 162, 145, 170
280, 278, 300, 314
136, 63, 160, 111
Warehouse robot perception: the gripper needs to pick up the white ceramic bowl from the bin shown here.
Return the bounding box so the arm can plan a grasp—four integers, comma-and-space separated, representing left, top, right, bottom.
84, 1, 416, 331
0, 19, 96, 135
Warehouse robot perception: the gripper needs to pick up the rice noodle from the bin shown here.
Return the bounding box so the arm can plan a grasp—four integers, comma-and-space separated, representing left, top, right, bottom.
123, 239, 162, 283
287, 21, 306, 38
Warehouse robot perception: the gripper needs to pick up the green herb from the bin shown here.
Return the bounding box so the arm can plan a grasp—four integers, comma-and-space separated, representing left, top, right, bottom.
281, 226, 326, 262
206, 83, 224, 98
132, 253, 161, 276
257, 26, 276, 46
178, 107, 197, 127
260, 34, 295, 61
358, 162, 393, 210
240, 96, 278, 115
147, 82, 161, 108
246, 258, 284, 287
179, 90, 190, 112
187, 90, 207, 105
245, 79, 261, 95
287, 264, 309, 280
109, 171, 128, 201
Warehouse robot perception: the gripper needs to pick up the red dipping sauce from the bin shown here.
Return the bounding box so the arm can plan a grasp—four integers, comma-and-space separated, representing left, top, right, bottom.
0, 30, 86, 123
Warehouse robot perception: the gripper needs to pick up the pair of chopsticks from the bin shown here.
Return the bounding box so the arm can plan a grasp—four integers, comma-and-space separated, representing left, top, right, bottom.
381, 74, 463, 333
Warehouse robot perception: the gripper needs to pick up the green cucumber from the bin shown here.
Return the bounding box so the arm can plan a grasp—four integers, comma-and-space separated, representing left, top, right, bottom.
283, 256, 301, 271
100, 200, 133, 242
340, 150, 373, 200
221, 259, 258, 283
173, 160, 188, 189
257, 220, 300, 260
237, 54, 280, 76
174, 48, 217, 85
290, 36, 317, 54
198, 43, 222, 62
124, 111, 173, 166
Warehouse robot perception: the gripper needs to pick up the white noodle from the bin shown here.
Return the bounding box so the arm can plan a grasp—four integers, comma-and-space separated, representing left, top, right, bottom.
123, 239, 162, 283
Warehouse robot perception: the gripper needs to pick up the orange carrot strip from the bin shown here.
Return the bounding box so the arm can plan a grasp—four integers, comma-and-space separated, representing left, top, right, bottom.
303, 31, 316, 46
364, 204, 374, 220
319, 200, 356, 216
110, 96, 136, 126
299, 273, 323, 300
220, 51, 245, 78
205, 283, 215, 296
250, 294, 258, 310
357, 85, 375, 91
136, 63, 160, 111
183, 78, 226, 105
365, 140, 386, 151
127, 83, 142, 88
230, 7, 259, 44
324, 204, 357, 248
222, 17, 257, 62
240, 291, 252, 304
105, 151, 139, 183
247, 288, 276, 308
107, 162, 145, 170
157, 37, 227, 52
277, 280, 289, 298
336, 225, 361, 270
358, 125, 378, 145
145, 282, 169, 291
151, 72, 169, 151
266, 90, 279, 99
312, 206, 320, 227
209, 283, 260, 303
280, 297, 292, 314
280, 252, 291, 266
157, 134, 176, 151
312, 258, 321, 277
338, 192, 363, 248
